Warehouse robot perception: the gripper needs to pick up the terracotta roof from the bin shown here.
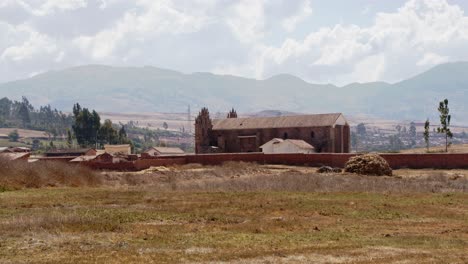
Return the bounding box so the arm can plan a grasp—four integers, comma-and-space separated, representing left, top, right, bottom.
45, 148, 94, 155
212, 113, 344, 130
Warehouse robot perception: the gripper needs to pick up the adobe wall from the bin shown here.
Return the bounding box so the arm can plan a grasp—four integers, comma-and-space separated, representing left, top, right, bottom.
184, 153, 468, 169
86, 161, 137, 171
79, 153, 468, 171
380, 153, 468, 169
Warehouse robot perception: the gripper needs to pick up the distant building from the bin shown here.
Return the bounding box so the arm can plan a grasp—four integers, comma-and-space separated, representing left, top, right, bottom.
260, 138, 315, 154
195, 108, 350, 154
143, 147, 185, 156
0, 147, 31, 153
44, 148, 96, 157
104, 144, 131, 155
70, 152, 113, 163
0, 152, 30, 161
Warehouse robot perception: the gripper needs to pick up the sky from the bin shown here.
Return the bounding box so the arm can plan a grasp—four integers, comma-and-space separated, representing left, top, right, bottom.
1, 0, 468, 85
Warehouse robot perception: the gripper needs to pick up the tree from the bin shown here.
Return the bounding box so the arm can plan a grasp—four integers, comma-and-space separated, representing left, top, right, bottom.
67, 129, 73, 148
395, 125, 402, 134
409, 122, 417, 138
98, 119, 119, 146
0, 97, 12, 126
389, 135, 403, 152
437, 99, 453, 152
357, 123, 366, 136
163, 122, 169, 130
8, 130, 19, 142
118, 125, 128, 144
424, 119, 430, 152
32, 139, 40, 151
351, 132, 358, 152
17, 97, 31, 127
72, 103, 101, 147
49, 141, 55, 150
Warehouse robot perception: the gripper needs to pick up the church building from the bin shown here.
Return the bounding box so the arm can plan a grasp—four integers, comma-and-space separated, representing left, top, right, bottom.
195, 108, 351, 154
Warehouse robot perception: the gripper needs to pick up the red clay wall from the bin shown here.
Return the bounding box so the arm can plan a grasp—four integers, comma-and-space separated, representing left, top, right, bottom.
80, 153, 468, 170
184, 153, 468, 169
86, 161, 137, 171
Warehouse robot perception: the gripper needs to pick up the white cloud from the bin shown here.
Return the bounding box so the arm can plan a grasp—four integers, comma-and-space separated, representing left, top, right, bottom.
73, 0, 210, 60
14, 0, 87, 16
251, 0, 468, 84
226, 0, 266, 44
2, 0, 468, 86
0, 23, 57, 62
417, 52, 449, 66
282, 0, 312, 32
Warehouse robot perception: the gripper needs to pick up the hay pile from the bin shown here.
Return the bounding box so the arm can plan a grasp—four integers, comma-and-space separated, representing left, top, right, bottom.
344, 154, 392, 176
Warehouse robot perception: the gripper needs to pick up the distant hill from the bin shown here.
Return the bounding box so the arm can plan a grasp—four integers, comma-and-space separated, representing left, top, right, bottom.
1, 62, 467, 123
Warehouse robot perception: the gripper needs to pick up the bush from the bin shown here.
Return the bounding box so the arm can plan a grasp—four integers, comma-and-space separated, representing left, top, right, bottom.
8, 130, 19, 142
344, 154, 392, 176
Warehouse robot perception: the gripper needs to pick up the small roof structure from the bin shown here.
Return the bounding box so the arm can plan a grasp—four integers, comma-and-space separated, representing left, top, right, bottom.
0, 147, 10, 153
212, 113, 347, 131
10, 147, 31, 153
104, 144, 131, 155
260, 138, 315, 154
0, 147, 31, 153
70, 152, 113, 163
145, 147, 185, 156
70, 155, 98, 162
0, 152, 30, 161
45, 148, 96, 157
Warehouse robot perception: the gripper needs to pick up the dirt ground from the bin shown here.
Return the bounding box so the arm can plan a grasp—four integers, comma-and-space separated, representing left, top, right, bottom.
102, 163, 468, 193
0, 164, 467, 263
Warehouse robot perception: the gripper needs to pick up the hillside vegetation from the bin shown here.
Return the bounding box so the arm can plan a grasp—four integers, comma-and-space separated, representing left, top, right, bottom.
1, 62, 468, 122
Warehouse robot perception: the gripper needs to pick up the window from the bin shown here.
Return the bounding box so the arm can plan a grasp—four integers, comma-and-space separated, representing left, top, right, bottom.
311, 131, 315, 138
283, 132, 288, 139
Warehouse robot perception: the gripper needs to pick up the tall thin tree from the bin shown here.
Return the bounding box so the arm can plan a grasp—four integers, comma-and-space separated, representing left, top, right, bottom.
424, 119, 430, 152
437, 99, 453, 152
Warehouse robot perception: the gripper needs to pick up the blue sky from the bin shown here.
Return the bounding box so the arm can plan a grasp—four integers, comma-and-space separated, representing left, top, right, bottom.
1, 0, 468, 85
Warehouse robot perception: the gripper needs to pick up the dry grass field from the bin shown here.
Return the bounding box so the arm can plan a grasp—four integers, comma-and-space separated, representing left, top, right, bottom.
0, 161, 467, 263
400, 144, 468, 154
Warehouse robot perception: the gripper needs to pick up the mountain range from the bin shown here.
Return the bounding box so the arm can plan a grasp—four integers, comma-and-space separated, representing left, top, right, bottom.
0, 62, 467, 123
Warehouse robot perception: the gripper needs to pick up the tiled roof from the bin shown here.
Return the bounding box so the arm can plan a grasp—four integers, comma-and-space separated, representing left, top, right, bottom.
212, 113, 343, 130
